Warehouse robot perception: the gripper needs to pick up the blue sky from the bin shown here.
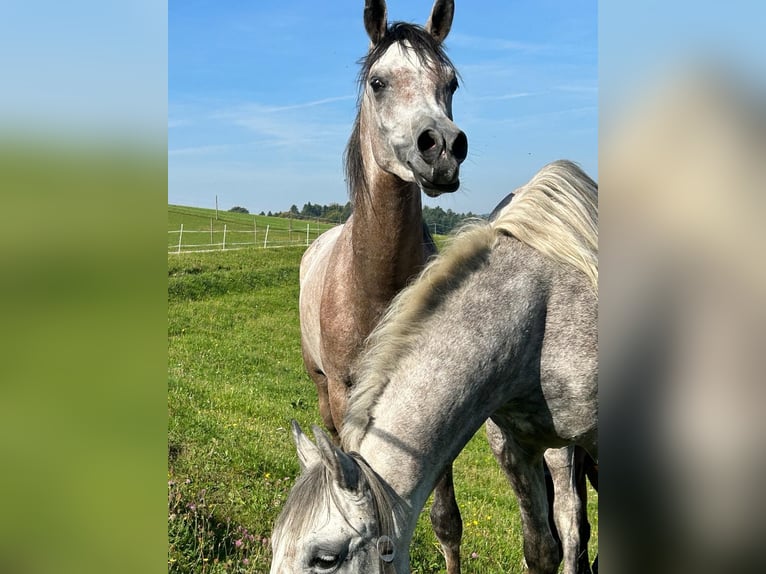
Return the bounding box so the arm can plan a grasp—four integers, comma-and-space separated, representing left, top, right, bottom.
169, 1, 597, 215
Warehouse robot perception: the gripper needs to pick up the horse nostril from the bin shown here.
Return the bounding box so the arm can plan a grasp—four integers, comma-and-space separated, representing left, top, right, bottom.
451, 131, 468, 163
417, 130, 438, 154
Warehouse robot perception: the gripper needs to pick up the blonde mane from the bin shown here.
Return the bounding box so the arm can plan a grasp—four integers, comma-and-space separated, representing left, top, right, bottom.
493, 160, 598, 290
341, 160, 598, 450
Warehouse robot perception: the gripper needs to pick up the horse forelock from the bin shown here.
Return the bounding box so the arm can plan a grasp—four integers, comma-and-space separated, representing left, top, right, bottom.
359, 22, 456, 87
344, 22, 457, 206
272, 464, 330, 550
341, 161, 598, 450
273, 454, 403, 555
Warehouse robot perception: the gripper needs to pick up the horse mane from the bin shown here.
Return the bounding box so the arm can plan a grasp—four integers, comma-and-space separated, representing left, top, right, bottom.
344, 22, 457, 207
341, 160, 598, 450
272, 452, 405, 547
492, 160, 598, 290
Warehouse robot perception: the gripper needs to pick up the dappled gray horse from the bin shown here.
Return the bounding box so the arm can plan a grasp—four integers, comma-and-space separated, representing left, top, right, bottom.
275, 160, 598, 574
299, 1, 467, 571
492, 192, 599, 574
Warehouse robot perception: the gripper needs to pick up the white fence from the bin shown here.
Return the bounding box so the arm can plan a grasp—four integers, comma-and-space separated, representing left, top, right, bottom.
168, 221, 325, 254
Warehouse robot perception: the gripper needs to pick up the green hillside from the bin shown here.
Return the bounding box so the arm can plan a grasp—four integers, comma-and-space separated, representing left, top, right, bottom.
168, 205, 336, 253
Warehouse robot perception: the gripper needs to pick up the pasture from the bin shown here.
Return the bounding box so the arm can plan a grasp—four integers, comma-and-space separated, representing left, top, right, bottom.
168, 205, 336, 253
167, 210, 598, 573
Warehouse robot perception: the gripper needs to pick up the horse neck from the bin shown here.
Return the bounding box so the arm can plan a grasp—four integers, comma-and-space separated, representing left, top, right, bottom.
355, 349, 500, 539
350, 244, 554, 537
355, 318, 525, 534
349, 121, 430, 303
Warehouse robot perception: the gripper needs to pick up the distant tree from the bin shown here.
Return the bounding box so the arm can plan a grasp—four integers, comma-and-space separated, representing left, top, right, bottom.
267, 211, 273, 216
324, 208, 343, 223
229, 206, 249, 214
422, 205, 482, 234
301, 202, 323, 218
259, 211, 265, 216
323, 202, 346, 223
289, 204, 299, 215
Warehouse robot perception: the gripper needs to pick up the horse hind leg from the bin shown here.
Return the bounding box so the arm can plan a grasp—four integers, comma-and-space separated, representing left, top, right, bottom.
429, 464, 463, 574
486, 420, 561, 574
582, 452, 598, 573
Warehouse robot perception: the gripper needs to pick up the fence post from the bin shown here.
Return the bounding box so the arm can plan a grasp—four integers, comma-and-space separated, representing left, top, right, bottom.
177, 224, 184, 254
263, 224, 270, 248
223, 224, 227, 251
210, 218, 213, 245
254, 216, 257, 246
306, 223, 310, 246
289, 218, 293, 243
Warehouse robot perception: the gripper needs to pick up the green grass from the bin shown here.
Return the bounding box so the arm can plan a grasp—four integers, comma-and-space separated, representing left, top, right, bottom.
168, 235, 598, 573
168, 205, 336, 252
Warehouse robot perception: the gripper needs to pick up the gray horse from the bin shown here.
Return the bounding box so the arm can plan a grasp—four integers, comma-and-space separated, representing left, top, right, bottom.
273, 160, 598, 574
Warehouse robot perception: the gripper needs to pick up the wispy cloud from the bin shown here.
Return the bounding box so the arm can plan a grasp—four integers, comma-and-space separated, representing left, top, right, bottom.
209, 95, 355, 118
470, 91, 540, 102
167, 92, 355, 172
207, 98, 351, 149
264, 95, 356, 112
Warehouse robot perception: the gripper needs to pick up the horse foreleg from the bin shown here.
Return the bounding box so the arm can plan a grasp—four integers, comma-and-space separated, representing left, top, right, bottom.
486, 420, 561, 574
430, 464, 463, 574
544, 446, 591, 574
313, 372, 341, 443
301, 344, 339, 443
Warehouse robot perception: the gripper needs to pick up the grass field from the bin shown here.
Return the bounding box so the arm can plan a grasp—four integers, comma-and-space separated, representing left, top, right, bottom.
168, 205, 337, 253
167, 213, 598, 573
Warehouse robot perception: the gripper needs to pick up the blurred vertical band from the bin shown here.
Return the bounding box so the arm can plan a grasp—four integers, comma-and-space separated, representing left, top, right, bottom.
0, 2, 167, 574
600, 2, 766, 573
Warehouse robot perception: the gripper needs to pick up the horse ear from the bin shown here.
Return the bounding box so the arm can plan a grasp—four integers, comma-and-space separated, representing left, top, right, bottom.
312, 425, 361, 492
291, 420, 321, 472
364, 0, 387, 46
425, 0, 454, 44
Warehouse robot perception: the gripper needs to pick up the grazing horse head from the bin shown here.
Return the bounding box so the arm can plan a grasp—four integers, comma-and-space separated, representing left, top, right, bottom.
270, 422, 407, 574
348, 0, 468, 199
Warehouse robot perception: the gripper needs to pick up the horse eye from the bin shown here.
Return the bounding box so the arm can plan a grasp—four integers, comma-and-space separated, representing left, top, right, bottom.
311, 553, 340, 572
370, 77, 386, 92
448, 77, 459, 94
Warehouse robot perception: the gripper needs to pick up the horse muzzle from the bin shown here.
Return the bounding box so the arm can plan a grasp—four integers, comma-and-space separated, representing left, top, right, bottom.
407, 126, 468, 196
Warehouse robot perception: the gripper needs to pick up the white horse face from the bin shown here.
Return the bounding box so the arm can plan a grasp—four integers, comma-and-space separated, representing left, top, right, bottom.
270, 423, 405, 574
360, 0, 467, 197
270, 487, 382, 574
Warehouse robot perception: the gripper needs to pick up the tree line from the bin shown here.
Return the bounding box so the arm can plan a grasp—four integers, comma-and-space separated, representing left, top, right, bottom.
248, 201, 482, 235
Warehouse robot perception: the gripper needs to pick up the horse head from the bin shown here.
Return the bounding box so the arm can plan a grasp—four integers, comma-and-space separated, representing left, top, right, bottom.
270, 421, 407, 574
354, 0, 467, 197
